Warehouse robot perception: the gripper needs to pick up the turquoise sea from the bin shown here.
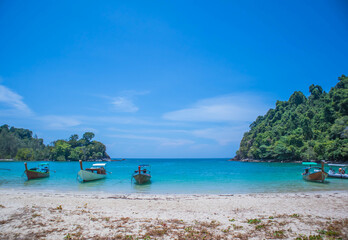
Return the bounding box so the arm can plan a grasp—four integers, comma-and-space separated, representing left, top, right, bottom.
0, 159, 347, 194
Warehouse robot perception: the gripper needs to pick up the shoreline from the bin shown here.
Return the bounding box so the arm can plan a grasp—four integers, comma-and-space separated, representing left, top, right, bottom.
229, 158, 348, 164
0, 190, 347, 239
0, 158, 113, 162
1, 187, 348, 197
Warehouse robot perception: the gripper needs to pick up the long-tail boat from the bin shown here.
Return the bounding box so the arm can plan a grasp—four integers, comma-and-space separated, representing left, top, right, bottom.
24, 162, 50, 180
77, 160, 107, 182
302, 161, 328, 183
132, 164, 151, 184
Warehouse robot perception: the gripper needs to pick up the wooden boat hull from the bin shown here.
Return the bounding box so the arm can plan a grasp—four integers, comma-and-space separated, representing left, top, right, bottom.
303, 171, 328, 183
133, 173, 151, 184
25, 170, 49, 180
78, 170, 106, 182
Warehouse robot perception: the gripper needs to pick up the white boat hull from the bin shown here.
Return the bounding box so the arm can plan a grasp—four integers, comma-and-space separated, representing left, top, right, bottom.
328, 172, 348, 179
78, 170, 106, 182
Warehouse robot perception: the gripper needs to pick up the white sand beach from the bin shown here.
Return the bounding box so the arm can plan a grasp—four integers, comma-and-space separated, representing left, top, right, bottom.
0, 190, 347, 239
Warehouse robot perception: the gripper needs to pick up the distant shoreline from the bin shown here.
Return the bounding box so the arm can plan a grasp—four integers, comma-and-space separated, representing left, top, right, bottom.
0, 159, 14, 162
0, 158, 122, 162
228, 158, 347, 164
229, 158, 301, 163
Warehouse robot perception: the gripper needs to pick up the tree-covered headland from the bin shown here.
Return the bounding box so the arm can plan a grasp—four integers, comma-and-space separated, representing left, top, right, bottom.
0, 125, 110, 161
236, 75, 348, 162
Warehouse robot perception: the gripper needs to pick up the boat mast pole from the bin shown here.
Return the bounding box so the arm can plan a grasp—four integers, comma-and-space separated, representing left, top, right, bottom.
321, 161, 324, 172
79, 160, 83, 170
24, 162, 28, 171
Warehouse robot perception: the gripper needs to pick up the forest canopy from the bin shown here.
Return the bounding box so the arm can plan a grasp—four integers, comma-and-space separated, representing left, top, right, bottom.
0, 126, 110, 161
236, 75, 348, 162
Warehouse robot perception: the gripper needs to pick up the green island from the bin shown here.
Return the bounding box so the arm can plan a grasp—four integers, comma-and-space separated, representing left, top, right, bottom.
236, 75, 348, 162
0, 126, 110, 161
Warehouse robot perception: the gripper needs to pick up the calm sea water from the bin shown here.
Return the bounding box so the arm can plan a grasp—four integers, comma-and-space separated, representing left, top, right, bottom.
0, 159, 347, 194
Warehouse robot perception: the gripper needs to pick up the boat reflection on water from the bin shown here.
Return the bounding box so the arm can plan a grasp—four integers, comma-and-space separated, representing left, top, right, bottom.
132, 181, 152, 193
23, 177, 50, 186
77, 178, 107, 191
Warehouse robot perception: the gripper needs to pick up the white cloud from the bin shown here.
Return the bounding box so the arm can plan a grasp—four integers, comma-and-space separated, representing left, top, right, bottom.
0, 85, 32, 115
109, 134, 194, 147
87, 116, 153, 125
85, 115, 184, 127
107, 90, 150, 113
107, 127, 188, 134
121, 90, 150, 96
192, 125, 249, 145
40, 115, 81, 130
160, 93, 273, 146
112, 97, 139, 113
163, 93, 270, 122
107, 124, 248, 146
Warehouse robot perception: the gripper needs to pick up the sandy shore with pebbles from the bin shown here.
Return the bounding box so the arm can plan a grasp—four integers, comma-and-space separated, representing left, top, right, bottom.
0, 190, 347, 239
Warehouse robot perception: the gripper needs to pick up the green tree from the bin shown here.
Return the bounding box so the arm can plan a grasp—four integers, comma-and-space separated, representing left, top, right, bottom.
15, 148, 35, 160
68, 147, 82, 161
236, 75, 348, 162
0, 125, 110, 161
329, 116, 348, 139
50, 140, 71, 161
83, 132, 95, 143
289, 91, 306, 106
309, 84, 323, 100
68, 134, 79, 148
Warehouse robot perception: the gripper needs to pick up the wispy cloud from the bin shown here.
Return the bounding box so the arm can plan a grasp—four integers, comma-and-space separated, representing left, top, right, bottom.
0, 85, 32, 115
161, 93, 272, 146
107, 90, 150, 113
87, 116, 160, 126
192, 125, 249, 145
112, 97, 139, 112
40, 115, 81, 130
38, 114, 178, 130
107, 127, 188, 134
163, 93, 270, 122
121, 90, 150, 96
108, 134, 194, 147
107, 125, 248, 146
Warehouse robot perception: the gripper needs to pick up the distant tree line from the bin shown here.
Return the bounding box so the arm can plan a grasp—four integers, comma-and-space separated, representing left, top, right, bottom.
236, 75, 348, 162
0, 125, 110, 161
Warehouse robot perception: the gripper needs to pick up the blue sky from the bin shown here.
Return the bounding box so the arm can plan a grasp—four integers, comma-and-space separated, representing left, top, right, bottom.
0, 0, 347, 158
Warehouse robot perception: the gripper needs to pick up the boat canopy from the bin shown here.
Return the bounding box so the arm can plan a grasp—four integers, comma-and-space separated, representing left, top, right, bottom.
328, 164, 348, 167
92, 163, 106, 167
302, 162, 318, 165
38, 163, 49, 166
139, 164, 150, 167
